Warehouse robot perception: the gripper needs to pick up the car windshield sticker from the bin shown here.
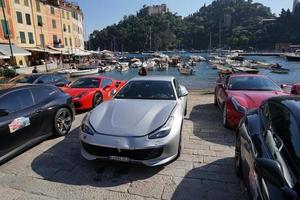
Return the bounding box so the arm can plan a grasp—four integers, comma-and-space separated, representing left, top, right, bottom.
9, 117, 30, 133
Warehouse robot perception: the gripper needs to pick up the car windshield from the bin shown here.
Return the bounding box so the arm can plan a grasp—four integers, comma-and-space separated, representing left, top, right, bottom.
69, 78, 100, 88
16, 75, 39, 84
228, 76, 281, 91
115, 80, 176, 100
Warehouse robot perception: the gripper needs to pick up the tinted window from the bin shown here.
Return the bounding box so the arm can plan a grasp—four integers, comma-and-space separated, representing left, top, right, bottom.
17, 75, 39, 83
228, 76, 281, 91
53, 75, 68, 83
173, 79, 180, 97
0, 89, 34, 113
101, 79, 112, 88
269, 103, 300, 169
31, 87, 57, 103
37, 75, 53, 84
115, 80, 175, 100
70, 78, 100, 88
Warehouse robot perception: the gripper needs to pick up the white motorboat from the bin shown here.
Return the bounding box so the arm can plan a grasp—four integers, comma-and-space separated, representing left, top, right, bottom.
69, 68, 99, 77
143, 60, 156, 71
179, 64, 194, 75
131, 61, 143, 68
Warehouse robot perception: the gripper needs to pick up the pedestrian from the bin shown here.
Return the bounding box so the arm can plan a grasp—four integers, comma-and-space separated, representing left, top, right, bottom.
32, 66, 38, 73
138, 66, 147, 76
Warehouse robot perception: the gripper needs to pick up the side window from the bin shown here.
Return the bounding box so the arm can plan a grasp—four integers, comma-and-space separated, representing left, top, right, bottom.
53, 75, 67, 83
31, 87, 57, 104
36, 75, 53, 84
101, 79, 113, 88
173, 79, 180, 97
260, 102, 271, 127
0, 89, 34, 113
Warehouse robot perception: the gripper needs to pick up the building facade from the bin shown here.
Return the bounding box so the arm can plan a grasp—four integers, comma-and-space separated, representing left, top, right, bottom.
0, 0, 85, 66
139, 4, 168, 16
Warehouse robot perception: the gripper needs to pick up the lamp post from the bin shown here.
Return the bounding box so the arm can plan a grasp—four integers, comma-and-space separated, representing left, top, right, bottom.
1, 0, 15, 66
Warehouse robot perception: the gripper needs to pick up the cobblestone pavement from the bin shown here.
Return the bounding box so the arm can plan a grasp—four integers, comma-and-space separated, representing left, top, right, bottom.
0, 91, 246, 200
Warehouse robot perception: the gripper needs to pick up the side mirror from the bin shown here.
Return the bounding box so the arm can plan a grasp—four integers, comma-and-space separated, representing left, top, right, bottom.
254, 158, 285, 188
179, 85, 188, 97
111, 89, 117, 96
280, 84, 288, 89
0, 109, 9, 117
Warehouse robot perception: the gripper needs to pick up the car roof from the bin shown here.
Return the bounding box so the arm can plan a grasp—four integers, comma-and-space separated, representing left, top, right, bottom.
0, 84, 56, 96
130, 75, 175, 82
268, 96, 300, 119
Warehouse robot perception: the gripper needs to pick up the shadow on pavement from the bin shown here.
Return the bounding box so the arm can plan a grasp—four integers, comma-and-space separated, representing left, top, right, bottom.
31, 127, 163, 187
188, 103, 235, 146
171, 157, 245, 200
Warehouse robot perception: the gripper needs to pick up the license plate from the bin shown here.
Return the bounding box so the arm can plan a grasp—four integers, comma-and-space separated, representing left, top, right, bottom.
109, 156, 129, 162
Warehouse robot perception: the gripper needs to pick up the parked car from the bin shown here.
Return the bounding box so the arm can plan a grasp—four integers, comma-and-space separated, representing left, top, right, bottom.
235, 96, 300, 200
291, 83, 300, 95
60, 76, 126, 110
0, 85, 75, 163
8, 73, 70, 87
214, 74, 288, 129
79, 76, 188, 166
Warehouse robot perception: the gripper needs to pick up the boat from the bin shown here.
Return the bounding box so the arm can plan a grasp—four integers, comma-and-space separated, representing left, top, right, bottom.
69, 68, 99, 77
254, 61, 272, 68
116, 62, 129, 72
271, 68, 290, 74
131, 61, 143, 68
285, 53, 300, 61
143, 60, 156, 71
216, 65, 233, 74
157, 63, 169, 71
232, 66, 259, 74
179, 64, 194, 75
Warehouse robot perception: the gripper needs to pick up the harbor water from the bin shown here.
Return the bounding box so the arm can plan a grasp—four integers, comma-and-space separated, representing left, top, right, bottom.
95, 54, 300, 90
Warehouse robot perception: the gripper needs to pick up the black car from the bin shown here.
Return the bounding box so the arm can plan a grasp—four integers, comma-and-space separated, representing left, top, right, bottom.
235, 96, 300, 200
0, 85, 75, 163
9, 73, 70, 87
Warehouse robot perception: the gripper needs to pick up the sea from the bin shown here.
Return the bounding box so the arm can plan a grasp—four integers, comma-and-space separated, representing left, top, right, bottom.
96, 53, 300, 90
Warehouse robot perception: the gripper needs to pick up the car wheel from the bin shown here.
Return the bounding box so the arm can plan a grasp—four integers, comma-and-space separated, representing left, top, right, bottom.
235, 132, 242, 178
223, 105, 229, 128
93, 92, 103, 108
54, 108, 72, 136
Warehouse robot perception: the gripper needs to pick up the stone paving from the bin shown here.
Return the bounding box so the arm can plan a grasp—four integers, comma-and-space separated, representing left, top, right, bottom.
0, 91, 246, 200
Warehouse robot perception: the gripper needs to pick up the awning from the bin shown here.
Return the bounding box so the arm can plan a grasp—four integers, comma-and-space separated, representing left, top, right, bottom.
0, 52, 9, 59
71, 49, 91, 56
0, 44, 31, 57
25, 47, 47, 53
47, 46, 72, 55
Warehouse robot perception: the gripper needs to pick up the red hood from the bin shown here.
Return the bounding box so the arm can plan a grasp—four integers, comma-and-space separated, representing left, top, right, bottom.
60, 87, 95, 97
227, 90, 289, 109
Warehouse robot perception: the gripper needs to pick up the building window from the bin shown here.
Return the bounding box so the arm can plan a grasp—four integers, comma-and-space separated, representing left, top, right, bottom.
62, 10, 65, 19
14, 0, 19, 4
16, 12, 23, 24
36, 0, 40, 12
37, 15, 43, 26
50, 6, 55, 15
53, 35, 58, 43
28, 32, 34, 44
52, 19, 56, 29
40, 34, 45, 46
63, 24, 66, 32
68, 25, 71, 33
1, 20, 9, 38
69, 38, 72, 47
25, 13, 31, 25
19, 31, 26, 43
64, 38, 68, 46
24, 0, 29, 6
66, 12, 70, 19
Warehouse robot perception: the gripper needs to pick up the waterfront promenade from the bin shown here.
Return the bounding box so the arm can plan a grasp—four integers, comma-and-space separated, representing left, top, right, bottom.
0, 91, 245, 200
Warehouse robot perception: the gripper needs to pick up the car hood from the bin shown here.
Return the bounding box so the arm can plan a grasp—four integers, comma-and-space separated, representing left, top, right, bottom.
227, 90, 288, 109
89, 99, 176, 137
61, 87, 94, 97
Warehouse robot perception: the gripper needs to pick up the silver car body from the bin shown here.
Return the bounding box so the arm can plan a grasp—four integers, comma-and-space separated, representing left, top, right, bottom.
79, 76, 188, 166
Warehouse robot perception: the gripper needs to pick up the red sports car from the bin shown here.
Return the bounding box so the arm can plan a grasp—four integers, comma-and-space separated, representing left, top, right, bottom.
61, 76, 126, 110
215, 74, 288, 129
291, 83, 300, 95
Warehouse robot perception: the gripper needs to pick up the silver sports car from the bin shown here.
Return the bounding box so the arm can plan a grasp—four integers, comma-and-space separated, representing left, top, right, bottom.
79, 76, 188, 166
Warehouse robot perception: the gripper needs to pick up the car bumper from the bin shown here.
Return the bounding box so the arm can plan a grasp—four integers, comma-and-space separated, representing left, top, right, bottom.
73, 98, 92, 110
79, 123, 181, 167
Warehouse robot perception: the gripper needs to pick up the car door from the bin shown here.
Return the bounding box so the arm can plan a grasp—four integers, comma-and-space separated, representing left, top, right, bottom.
0, 88, 44, 159
101, 78, 114, 100
173, 79, 185, 115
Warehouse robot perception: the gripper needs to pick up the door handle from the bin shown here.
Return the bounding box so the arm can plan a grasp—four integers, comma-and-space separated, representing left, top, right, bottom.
34, 109, 43, 114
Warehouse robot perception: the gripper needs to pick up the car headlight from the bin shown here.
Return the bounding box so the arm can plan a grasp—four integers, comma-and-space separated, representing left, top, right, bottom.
81, 113, 94, 135
148, 117, 174, 139
231, 97, 247, 114
74, 91, 88, 99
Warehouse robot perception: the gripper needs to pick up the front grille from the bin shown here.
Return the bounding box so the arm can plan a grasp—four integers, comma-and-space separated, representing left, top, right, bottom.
82, 142, 163, 160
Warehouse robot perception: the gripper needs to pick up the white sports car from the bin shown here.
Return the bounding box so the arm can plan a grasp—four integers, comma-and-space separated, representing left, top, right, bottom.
79, 76, 188, 166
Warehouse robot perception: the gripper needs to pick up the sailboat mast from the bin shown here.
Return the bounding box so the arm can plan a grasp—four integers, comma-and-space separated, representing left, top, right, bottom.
149, 27, 152, 51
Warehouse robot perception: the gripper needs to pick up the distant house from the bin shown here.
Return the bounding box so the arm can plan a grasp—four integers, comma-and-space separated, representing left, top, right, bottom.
139, 4, 169, 16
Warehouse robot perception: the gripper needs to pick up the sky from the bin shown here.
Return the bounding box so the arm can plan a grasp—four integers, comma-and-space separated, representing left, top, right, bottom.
72, 0, 293, 40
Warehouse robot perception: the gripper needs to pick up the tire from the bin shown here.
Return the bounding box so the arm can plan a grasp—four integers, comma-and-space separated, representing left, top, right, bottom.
54, 108, 72, 136
223, 105, 229, 128
92, 92, 103, 108
235, 132, 242, 178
